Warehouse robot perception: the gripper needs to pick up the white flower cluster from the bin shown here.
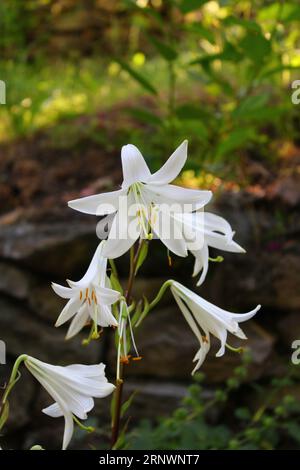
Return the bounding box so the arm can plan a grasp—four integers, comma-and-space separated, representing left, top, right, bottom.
1, 141, 260, 450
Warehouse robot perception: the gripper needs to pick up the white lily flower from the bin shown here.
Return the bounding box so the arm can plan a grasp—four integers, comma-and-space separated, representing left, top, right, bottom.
68, 141, 212, 258
170, 281, 261, 374
52, 241, 120, 339
174, 211, 245, 285
24, 356, 115, 449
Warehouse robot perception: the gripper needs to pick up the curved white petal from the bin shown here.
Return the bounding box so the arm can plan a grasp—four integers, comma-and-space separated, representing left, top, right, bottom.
42, 402, 63, 418
66, 304, 89, 339
145, 184, 212, 211
70, 242, 106, 288
191, 245, 209, 286
97, 304, 118, 327
95, 285, 120, 306
51, 283, 73, 299
101, 205, 140, 259
121, 144, 151, 188
231, 304, 261, 322
204, 212, 234, 239
66, 363, 106, 378
151, 207, 188, 257
55, 296, 83, 327
68, 188, 126, 216
205, 233, 245, 253
146, 140, 188, 185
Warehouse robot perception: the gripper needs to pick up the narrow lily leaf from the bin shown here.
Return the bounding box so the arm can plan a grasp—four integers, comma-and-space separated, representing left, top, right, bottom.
135, 241, 149, 276
131, 300, 143, 327
121, 391, 138, 419
135, 296, 150, 328
112, 417, 131, 450
110, 272, 123, 295
116, 59, 157, 95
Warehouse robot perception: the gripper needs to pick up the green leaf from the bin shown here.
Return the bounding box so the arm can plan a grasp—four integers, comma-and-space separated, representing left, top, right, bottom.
222, 16, 261, 33
179, 0, 208, 14
191, 41, 242, 65
121, 391, 138, 419
135, 241, 149, 275
239, 32, 271, 63
128, 108, 162, 126
260, 64, 300, 79
232, 94, 270, 119
216, 128, 256, 158
258, 3, 300, 23
110, 272, 123, 294
286, 422, 300, 444
185, 23, 215, 44
116, 59, 157, 95
148, 37, 178, 62
176, 104, 210, 121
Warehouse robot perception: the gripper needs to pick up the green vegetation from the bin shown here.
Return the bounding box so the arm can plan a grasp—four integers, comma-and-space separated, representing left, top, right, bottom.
1, 0, 300, 180
125, 355, 300, 450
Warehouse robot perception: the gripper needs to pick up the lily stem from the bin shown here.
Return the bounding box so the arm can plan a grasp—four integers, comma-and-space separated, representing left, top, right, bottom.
0, 354, 27, 430
110, 240, 144, 448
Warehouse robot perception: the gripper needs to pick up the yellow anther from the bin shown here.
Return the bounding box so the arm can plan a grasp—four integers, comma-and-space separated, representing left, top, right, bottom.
132, 356, 143, 361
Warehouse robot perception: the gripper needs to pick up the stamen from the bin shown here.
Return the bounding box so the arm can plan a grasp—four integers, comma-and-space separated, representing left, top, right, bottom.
79, 290, 82, 300
85, 288, 89, 299
132, 356, 143, 361
120, 355, 131, 365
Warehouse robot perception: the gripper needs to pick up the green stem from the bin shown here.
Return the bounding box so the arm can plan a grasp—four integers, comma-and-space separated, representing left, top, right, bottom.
111, 241, 145, 449
1, 354, 27, 404
0, 354, 27, 429
135, 279, 173, 328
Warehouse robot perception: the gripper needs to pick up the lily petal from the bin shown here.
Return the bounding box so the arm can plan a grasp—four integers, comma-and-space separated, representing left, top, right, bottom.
121, 144, 151, 188
145, 184, 212, 211
68, 188, 126, 216
66, 304, 89, 339
55, 296, 83, 327
51, 283, 73, 299
146, 140, 188, 185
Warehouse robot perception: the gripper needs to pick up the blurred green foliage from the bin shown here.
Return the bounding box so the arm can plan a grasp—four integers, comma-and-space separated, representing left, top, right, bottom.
124, 354, 300, 450
0, 0, 300, 178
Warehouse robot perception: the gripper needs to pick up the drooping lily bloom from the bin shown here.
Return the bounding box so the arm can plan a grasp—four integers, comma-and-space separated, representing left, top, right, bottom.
24, 356, 115, 449
52, 241, 120, 339
170, 281, 261, 374
68, 141, 212, 258
174, 211, 245, 285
